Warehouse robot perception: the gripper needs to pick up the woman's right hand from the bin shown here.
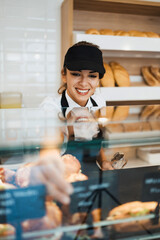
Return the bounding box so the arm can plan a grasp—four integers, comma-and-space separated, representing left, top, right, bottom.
30, 149, 73, 205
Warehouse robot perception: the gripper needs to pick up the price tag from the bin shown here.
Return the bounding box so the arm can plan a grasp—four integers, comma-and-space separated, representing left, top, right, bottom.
142, 172, 160, 202
0, 184, 46, 223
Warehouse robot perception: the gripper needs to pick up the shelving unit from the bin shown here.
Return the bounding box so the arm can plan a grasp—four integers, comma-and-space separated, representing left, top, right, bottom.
61, 0, 160, 103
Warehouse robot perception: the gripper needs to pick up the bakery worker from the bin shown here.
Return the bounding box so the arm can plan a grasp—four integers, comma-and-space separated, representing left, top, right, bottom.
40, 41, 106, 116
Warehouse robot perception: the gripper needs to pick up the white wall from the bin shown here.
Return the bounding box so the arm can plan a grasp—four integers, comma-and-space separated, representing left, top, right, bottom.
0, 0, 62, 107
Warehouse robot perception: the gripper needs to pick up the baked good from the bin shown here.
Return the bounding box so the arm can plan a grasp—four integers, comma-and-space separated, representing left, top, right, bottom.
150, 66, 160, 82
85, 28, 100, 35
141, 67, 160, 86
141, 121, 151, 131
15, 162, 34, 187
62, 154, 81, 178
107, 201, 159, 232
148, 107, 160, 120
0, 168, 15, 183
0, 179, 16, 189
0, 224, 15, 237
144, 31, 159, 38
22, 201, 62, 232
128, 30, 147, 37
66, 172, 88, 183
112, 106, 130, 121
109, 62, 130, 87
100, 63, 115, 87
99, 29, 114, 35
106, 123, 124, 133
149, 120, 160, 130
140, 105, 159, 120
114, 30, 130, 36
123, 122, 142, 132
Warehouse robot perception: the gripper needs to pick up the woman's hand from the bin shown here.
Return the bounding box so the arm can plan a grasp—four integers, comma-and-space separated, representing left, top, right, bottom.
29, 149, 73, 205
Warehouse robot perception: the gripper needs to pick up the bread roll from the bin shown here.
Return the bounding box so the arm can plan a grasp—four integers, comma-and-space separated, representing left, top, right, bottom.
100, 63, 115, 87
0, 224, 15, 237
123, 122, 142, 132
114, 30, 130, 36
99, 29, 114, 35
128, 30, 147, 37
110, 62, 130, 87
149, 120, 160, 130
148, 106, 160, 120
106, 123, 124, 133
112, 106, 130, 121
150, 66, 160, 82
141, 67, 160, 86
140, 105, 159, 120
141, 121, 151, 131
144, 31, 159, 38
85, 28, 100, 35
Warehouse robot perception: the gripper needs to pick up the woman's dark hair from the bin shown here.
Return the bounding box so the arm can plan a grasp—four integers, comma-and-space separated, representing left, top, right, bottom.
58, 41, 100, 94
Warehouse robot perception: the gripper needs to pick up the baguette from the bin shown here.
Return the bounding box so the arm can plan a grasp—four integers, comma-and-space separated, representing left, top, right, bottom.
101, 63, 115, 87
110, 62, 130, 87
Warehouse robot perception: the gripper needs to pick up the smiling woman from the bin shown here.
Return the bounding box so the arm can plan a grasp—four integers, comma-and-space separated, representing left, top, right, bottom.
40, 41, 106, 115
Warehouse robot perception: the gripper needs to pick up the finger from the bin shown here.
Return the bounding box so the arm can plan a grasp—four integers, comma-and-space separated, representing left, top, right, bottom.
47, 182, 71, 205
41, 164, 73, 194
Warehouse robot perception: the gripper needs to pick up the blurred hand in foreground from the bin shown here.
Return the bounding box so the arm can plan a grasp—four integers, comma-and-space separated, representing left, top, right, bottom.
30, 149, 73, 205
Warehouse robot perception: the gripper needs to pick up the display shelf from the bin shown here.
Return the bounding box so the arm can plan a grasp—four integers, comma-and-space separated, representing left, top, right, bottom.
97, 86, 160, 101
73, 32, 160, 57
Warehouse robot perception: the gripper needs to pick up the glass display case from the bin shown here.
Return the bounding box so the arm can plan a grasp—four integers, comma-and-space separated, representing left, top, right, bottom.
0, 104, 160, 240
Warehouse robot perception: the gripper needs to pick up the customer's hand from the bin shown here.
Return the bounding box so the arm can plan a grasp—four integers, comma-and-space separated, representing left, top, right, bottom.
30, 149, 73, 205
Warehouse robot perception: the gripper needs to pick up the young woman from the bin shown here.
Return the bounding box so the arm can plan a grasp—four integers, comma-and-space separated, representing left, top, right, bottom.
40, 41, 106, 115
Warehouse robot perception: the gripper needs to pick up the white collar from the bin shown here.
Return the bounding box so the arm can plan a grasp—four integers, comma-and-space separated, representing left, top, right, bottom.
65, 91, 93, 108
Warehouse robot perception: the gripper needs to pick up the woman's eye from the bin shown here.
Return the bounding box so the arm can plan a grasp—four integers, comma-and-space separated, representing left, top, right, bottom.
71, 72, 80, 77
89, 75, 97, 78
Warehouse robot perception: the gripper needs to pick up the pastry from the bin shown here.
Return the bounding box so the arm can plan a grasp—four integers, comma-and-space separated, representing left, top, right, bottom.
149, 120, 160, 130
100, 63, 115, 87
141, 121, 151, 131
112, 106, 130, 121
140, 105, 159, 120
150, 66, 160, 82
128, 30, 147, 37
144, 31, 159, 38
114, 30, 130, 36
85, 28, 100, 35
106, 123, 124, 133
107, 201, 159, 232
123, 122, 142, 132
141, 66, 160, 86
99, 29, 114, 35
110, 62, 130, 87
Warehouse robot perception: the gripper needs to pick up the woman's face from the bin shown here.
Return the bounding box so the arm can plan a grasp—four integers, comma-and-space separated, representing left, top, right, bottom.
62, 69, 99, 107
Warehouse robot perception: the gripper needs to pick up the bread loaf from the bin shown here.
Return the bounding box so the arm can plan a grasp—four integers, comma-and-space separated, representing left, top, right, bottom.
101, 63, 115, 87
112, 106, 130, 121
150, 66, 160, 82
106, 123, 124, 133
123, 122, 142, 132
99, 29, 114, 35
85, 28, 100, 35
140, 105, 159, 120
145, 31, 159, 38
128, 30, 147, 37
141, 67, 160, 86
110, 62, 130, 87
114, 30, 130, 36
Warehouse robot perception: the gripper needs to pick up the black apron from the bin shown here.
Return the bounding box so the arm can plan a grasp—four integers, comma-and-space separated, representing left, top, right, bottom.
61, 90, 98, 117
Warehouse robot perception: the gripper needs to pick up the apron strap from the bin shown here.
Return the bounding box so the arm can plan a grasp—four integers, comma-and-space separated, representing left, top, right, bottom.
61, 90, 69, 117
90, 97, 98, 107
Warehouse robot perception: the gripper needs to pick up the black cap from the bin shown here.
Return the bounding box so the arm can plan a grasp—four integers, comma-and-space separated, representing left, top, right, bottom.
63, 45, 105, 79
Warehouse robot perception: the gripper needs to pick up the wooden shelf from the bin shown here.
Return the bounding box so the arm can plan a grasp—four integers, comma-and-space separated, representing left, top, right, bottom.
74, 0, 160, 16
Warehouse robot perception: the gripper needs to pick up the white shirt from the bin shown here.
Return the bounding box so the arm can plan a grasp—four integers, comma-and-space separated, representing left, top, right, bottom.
40, 89, 106, 112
